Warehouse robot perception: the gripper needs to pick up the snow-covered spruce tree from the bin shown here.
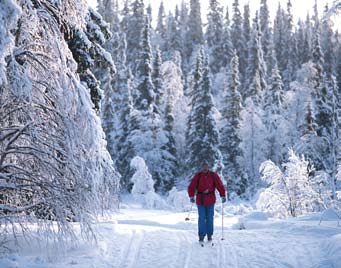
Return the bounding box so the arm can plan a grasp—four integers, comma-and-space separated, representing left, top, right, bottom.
265, 37, 278, 83
184, 0, 204, 66
259, 0, 271, 60
296, 19, 310, 67
120, 0, 131, 33
231, 0, 246, 82
263, 64, 286, 165
336, 36, 341, 175
244, 11, 267, 101
221, 6, 234, 70
178, 0, 188, 65
100, 32, 134, 190
205, 0, 225, 74
273, 4, 286, 83
242, 3, 251, 74
0, 0, 119, 244
281, 0, 297, 88
321, 4, 335, 78
294, 101, 325, 172
67, 7, 115, 113
185, 48, 223, 178
97, 0, 120, 33
155, 1, 166, 51
162, 102, 178, 189
128, 16, 173, 193
126, 0, 145, 71
258, 149, 321, 218
165, 10, 182, 61
220, 51, 247, 196
153, 46, 163, 109
312, 30, 338, 199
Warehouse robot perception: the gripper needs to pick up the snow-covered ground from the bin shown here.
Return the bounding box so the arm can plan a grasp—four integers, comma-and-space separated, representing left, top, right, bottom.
1, 197, 341, 268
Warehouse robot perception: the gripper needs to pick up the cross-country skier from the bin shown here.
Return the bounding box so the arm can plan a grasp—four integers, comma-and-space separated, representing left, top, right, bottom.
188, 161, 226, 243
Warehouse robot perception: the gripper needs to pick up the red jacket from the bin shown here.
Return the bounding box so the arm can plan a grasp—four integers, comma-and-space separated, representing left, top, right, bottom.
188, 171, 226, 206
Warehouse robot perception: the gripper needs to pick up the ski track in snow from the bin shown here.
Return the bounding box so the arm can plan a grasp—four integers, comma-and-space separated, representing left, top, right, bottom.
2, 207, 340, 268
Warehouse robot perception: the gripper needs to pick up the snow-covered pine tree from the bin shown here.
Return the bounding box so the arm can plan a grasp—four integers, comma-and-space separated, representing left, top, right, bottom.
128, 16, 173, 193
156, 1, 167, 51
273, 3, 286, 83
240, 16, 268, 189
126, 0, 145, 71
265, 37, 278, 82
179, 0, 189, 65
296, 18, 311, 67
153, 46, 163, 109
184, 0, 204, 66
165, 11, 182, 61
220, 51, 247, 195
101, 32, 134, 190
294, 101, 324, 172
231, 0, 246, 82
97, 0, 120, 33
146, 3, 152, 22
221, 6, 234, 69
161, 101, 178, 190
312, 29, 338, 199
321, 4, 335, 79
263, 64, 286, 164
312, 0, 320, 32
120, 0, 131, 33
244, 11, 267, 101
259, 0, 271, 60
67, 7, 115, 112
86, 8, 116, 108
185, 48, 223, 177
134, 15, 155, 111
242, 3, 251, 73
205, 0, 225, 74
281, 0, 297, 88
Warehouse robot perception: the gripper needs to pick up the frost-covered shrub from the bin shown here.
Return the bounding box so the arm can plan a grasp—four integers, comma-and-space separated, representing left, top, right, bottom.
167, 187, 191, 211
130, 156, 167, 209
257, 149, 324, 218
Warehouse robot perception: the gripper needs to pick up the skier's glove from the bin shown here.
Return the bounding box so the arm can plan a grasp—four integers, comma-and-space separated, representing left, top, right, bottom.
190, 197, 195, 203
221, 197, 226, 203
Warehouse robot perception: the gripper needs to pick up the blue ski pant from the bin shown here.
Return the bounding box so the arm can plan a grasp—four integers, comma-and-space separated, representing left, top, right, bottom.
197, 204, 214, 238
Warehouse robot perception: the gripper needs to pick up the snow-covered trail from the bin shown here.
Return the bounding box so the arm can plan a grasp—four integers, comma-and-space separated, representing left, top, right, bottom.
43, 206, 340, 268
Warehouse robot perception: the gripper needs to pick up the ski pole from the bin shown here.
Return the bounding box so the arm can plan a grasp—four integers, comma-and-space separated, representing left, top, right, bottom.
185, 203, 193, 221
221, 199, 224, 240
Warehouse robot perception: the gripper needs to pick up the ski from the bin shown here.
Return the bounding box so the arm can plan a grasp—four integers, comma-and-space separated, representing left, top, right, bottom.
199, 241, 204, 247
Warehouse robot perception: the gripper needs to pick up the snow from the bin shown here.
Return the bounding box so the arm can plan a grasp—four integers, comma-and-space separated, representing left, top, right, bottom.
1, 197, 341, 268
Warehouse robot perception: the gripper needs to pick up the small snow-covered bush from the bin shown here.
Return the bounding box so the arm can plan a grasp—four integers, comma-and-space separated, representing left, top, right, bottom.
130, 156, 167, 209
257, 149, 324, 218
167, 187, 191, 211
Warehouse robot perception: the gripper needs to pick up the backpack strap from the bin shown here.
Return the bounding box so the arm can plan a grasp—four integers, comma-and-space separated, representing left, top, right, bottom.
196, 172, 201, 190
210, 171, 216, 188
